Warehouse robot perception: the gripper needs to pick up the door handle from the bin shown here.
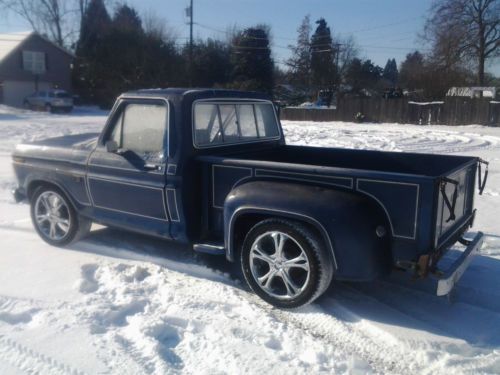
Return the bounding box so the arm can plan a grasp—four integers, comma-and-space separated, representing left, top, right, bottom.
143, 163, 162, 171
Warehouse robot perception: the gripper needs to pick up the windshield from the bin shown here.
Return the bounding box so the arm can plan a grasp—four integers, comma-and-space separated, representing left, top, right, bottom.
194, 101, 280, 147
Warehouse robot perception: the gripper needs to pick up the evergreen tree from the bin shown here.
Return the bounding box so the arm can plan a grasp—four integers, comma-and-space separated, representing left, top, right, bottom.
76, 0, 110, 57
73, 0, 111, 104
185, 39, 232, 87
310, 18, 334, 87
344, 58, 383, 93
230, 26, 274, 94
399, 51, 426, 90
382, 58, 398, 86
113, 4, 142, 32
345, 58, 363, 91
286, 15, 312, 86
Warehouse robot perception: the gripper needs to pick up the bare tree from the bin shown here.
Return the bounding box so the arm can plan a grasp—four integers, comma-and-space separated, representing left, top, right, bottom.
424, 0, 500, 85
0, 0, 99, 48
335, 34, 358, 84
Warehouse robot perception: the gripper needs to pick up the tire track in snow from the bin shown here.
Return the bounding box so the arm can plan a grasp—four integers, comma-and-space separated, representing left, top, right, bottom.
283, 122, 500, 154
251, 296, 415, 374
0, 335, 86, 375
332, 282, 500, 374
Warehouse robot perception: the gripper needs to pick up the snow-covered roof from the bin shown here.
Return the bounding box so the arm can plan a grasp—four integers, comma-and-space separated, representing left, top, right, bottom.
0, 31, 33, 63
447, 87, 497, 98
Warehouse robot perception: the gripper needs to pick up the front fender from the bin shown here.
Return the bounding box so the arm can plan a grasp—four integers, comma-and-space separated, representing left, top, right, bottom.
224, 181, 392, 281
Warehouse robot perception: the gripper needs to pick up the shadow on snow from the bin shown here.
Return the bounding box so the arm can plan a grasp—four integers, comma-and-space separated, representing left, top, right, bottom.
66, 226, 500, 349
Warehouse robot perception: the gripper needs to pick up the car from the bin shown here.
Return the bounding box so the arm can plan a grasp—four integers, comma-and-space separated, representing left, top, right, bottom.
23, 89, 74, 113
11, 88, 488, 308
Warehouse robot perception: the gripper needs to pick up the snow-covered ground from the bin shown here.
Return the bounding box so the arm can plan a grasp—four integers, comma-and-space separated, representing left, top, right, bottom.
1, 105, 500, 374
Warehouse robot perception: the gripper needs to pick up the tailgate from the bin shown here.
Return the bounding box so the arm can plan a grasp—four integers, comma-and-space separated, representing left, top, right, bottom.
435, 161, 477, 247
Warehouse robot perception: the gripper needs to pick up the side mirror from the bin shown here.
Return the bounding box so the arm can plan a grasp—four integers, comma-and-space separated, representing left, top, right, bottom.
105, 140, 119, 153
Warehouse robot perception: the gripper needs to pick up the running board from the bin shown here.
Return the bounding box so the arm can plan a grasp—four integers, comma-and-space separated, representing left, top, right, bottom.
193, 243, 225, 255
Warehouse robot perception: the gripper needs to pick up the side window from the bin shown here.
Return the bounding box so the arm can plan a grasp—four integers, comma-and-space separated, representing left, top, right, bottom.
109, 102, 168, 156
219, 105, 238, 139
194, 104, 221, 145
110, 112, 123, 146
193, 101, 280, 147
255, 104, 279, 137
237, 104, 258, 138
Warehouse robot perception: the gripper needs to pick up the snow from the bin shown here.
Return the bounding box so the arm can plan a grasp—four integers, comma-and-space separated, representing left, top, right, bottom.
1, 105, 500, 374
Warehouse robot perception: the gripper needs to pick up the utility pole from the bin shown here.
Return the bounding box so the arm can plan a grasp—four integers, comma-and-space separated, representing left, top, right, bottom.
332, 43, 343, 90
186, 0, 194, 86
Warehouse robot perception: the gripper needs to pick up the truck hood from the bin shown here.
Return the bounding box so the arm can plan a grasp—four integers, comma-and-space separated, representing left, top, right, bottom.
12, 132, 100, 164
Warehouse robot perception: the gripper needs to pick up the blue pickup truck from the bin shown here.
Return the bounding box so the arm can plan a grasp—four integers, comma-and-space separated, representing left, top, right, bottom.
12, 89, 488, 308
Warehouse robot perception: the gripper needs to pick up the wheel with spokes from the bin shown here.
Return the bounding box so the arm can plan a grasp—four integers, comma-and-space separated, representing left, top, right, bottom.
30, 186, 90, 246
241, 219, 333, 308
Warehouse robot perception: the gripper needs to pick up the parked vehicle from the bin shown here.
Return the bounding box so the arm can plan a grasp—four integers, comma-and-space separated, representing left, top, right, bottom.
23, 89, 73, 113
12, 89, 488, 308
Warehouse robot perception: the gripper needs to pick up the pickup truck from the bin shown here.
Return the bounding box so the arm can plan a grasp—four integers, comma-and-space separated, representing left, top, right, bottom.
12, 88, 488, 308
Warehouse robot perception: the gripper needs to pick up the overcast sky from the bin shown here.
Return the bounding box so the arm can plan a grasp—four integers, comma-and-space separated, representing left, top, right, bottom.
1, 0, 499, 75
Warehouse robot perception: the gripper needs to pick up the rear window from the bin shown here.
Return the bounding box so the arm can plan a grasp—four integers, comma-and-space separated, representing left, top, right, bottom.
55, 91, 70, 98
194, 102, 280, 147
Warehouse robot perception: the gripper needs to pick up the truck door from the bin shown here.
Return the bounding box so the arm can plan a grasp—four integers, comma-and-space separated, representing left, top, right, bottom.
86, 98, 171, 238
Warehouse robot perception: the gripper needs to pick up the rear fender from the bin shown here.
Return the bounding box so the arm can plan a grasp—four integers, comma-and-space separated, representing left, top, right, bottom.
224, 181, 392, 280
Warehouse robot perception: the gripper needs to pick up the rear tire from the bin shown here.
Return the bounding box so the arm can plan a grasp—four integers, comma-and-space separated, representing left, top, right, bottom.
241, 218, 333, 308
30, 186, 91, 246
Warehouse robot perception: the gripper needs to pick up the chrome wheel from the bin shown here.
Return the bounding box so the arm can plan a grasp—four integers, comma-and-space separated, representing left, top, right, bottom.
249, 231, 310, 300
34, 191, 71, 240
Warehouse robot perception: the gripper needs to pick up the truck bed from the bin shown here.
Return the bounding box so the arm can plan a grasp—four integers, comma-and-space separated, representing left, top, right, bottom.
233, 145, 475, 178
199, 144, 479, 257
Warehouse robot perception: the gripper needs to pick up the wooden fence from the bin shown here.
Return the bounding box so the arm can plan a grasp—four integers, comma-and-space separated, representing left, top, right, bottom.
281, 97, 500, 126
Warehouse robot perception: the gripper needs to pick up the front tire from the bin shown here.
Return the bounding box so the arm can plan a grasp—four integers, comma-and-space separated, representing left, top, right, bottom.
241, 218, 333, 308
30, 186, 90, 246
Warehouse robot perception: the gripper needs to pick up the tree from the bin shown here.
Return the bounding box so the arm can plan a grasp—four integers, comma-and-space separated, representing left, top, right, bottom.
73, 0, 111, 104
399, 51, 426, 90
344, 58, 383, 93
230, 26, 274, 93
183, 39, 231, 87
424, 0, 500, 85
310, 18, 335, 87
382, 58, 399, 86
0, 0, 76, 47
286, 15, 312, 86
113, 4, 142, 32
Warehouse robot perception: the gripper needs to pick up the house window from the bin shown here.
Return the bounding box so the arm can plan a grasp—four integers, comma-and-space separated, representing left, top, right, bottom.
22, 51, 46, 73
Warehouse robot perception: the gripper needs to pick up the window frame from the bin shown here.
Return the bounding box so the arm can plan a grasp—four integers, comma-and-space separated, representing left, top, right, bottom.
101, 97, 170, 159
192, 99, 281, 149
22, 50, 46, 74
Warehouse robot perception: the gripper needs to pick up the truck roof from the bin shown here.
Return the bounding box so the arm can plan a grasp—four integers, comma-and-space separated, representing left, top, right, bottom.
122, 88, 272, 102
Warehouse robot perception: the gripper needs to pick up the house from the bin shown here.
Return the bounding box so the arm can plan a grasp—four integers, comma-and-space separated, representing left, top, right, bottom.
0, 31, 74, 107
446, 86, 498, 99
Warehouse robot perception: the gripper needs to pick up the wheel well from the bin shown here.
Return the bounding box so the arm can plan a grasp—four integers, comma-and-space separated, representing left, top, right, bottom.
27, 180, 62, 201
231, 213, 330, 263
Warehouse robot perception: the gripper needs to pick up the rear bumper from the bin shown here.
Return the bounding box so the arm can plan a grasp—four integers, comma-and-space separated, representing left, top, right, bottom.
435, 231, 483, 296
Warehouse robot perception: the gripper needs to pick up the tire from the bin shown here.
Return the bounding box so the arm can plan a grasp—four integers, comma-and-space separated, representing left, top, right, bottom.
30, 186, 91, 246
241, 218, 333, 308
45, 104, 53, 113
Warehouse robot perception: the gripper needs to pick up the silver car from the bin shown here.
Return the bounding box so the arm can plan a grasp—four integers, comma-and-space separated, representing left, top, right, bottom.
24, 90, 74, 113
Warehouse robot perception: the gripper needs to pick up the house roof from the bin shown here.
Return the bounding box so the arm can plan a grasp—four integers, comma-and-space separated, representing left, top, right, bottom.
0, 31, 32, 63
0, 31, 74, 64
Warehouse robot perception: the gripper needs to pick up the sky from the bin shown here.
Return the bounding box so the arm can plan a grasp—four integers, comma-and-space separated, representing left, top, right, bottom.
1, 0, 499, 75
